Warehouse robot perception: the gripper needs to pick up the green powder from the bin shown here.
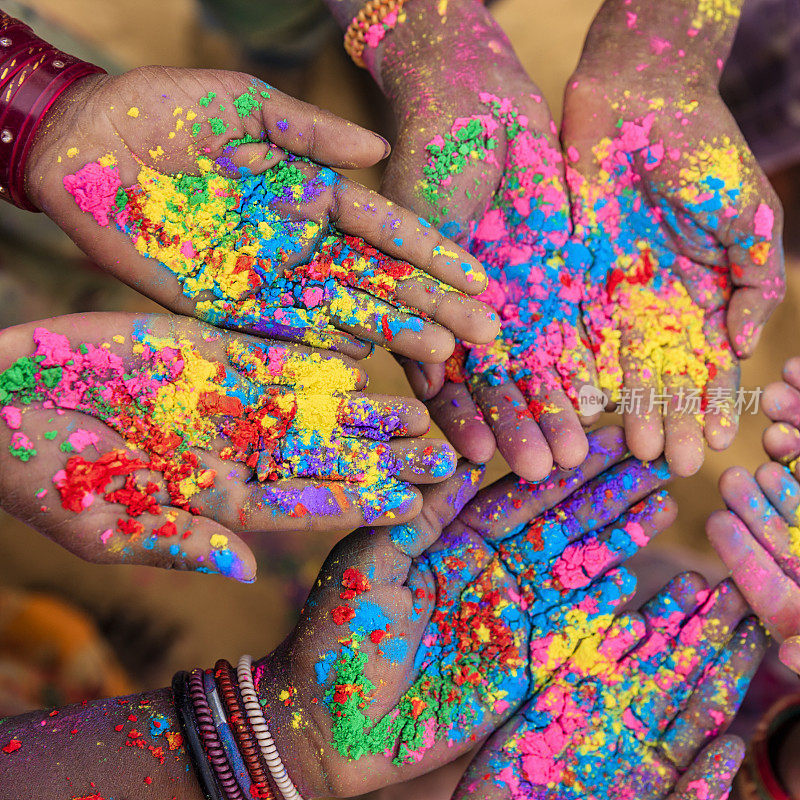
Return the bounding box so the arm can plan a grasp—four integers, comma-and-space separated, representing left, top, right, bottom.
233, 91, 261, 119
209, 118, 229, 136
198, 91, 216, 108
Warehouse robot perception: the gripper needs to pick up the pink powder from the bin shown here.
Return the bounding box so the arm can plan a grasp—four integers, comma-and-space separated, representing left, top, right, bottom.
624, 520, 649, 546
67, 429, 100, 453
62, 162, 121, 228
0, 406, 21, 429
754, 203, 775, 239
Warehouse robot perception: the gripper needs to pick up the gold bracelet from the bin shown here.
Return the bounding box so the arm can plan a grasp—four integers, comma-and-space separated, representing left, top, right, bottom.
343, 0, 406, 68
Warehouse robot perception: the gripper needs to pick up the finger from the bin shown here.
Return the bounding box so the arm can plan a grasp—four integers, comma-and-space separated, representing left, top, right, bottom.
391, 438, 458, 483
523, 378, 590, 471
328, 179, 488, 295
56, 503, 256, 582
327, 287, 458, 363
459, 424, 630, 539
620, 332, 665, 463
725, 191, 785, 359
340, 394, 431, 438
388, 460, 485, 557
548, 491, 676, 591
664, 736, 746, 800
528, 566, 637, 681
763, 422, 800, 466
427, 380, 497, 464
256, 81, 391, 169
398, 357, 446, 402
522, 456, 670, 553
471, 379, 553, 482
395, 277, 500, 343
596, 611, 647, 663
628, 581, 749, 738
659, 619, 765, 770
706, 509, 800, 640
754, 461, 800, 526
718, 466, 800, 577
662, 371, 705, 477
701, 311, 740, 452
638, 572, 711, 643
779, 636, 800, 676
762, 377, 800, 428
242, 477, 423, 532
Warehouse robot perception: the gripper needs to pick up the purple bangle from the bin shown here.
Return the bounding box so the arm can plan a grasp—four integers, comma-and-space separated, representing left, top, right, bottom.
203, 670, 254, 798
0, 15, 106, 211
187, 668, 245, 800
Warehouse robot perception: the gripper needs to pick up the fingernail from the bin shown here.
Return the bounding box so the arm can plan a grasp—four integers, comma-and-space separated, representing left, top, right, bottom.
374, 133, 391, 159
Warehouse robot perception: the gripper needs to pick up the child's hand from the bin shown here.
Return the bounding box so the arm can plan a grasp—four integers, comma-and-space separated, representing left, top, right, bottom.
375, 1, 595, 481
24, 67, 497, 363
0, 313, 457, 581
708, 356, 800, 675
561, 0, 784, 477
455, 573, 765, 799
254, 425, 675, 797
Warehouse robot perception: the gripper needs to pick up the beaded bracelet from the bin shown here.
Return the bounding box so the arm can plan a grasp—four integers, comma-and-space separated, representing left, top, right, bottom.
0, 13, 105, 211
343, 0, 406, 68
237, 654, 304, 800
171, 671, 224, 800
188, 668, 245, 800
215, 659, 275, 800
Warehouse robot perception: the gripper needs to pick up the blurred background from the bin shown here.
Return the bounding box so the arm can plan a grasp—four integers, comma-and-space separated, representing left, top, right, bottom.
0, 0, 798, 788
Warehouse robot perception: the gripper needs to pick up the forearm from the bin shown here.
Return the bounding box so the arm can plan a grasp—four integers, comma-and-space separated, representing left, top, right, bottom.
577, 0, 744, 81
322, 0, 501, 96
0, 657, 312, 799
0, 689, 205, 798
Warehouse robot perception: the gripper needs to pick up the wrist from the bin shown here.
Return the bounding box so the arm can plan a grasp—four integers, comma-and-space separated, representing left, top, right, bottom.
373, 0, 496, 95
253, 651, 327, 799
573, 0, 741, 90
23, 71, 107, 211
0, 15, 106, 211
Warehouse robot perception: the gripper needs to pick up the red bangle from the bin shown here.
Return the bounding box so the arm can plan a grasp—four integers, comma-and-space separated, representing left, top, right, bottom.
0, 15, 105, 211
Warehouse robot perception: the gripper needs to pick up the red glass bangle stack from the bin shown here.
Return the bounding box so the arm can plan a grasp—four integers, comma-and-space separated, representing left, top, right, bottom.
0, 12, 106, 211
175, 658, 301, 800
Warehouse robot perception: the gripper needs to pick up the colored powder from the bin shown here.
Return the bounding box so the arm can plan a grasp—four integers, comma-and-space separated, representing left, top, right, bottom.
0, 324, 420, 556
63, 149, 445, 347
565, 116, 762, 409
315, 463, 671, 764
471, 583, 757, 799
431, 95, 592, 412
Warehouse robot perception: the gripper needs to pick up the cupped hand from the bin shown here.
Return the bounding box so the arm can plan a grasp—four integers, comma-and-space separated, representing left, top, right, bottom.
561, 9, 784, 477
255, 425, 675, 797
0, 312, 457, 581
455, 573, 766, 799
377, 1, 596, 481
707, 356, 800, 675
24, 66, 497, 362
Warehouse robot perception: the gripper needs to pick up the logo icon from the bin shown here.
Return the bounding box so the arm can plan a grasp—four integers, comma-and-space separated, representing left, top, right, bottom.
578, 385, 608, 417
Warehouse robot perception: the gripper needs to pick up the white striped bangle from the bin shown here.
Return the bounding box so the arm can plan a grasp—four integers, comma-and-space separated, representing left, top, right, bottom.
236, 654, 303, 800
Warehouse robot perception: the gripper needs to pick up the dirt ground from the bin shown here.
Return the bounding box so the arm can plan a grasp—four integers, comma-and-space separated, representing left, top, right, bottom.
0, 0, 797, 695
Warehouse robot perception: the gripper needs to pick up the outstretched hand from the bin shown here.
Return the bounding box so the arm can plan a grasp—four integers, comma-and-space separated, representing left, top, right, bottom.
25, 66, 497, 362
0, 313, 457, 581
455, 573, 765, 800
377, 1, 596, 481
708, 356, 800, 675
561, 0, 784, 477
255, 426, 675, 797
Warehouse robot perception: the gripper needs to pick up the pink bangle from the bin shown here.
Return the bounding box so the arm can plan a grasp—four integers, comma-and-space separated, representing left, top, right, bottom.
0, 15, 105, 211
